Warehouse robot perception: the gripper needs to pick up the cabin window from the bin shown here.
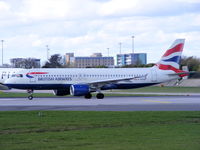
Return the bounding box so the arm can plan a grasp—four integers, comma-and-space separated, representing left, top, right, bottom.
11, 74, 23, 78
18, 74, 23, 77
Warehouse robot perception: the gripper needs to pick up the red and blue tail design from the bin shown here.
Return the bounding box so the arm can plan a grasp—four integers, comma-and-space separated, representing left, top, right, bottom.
156, 39, 187, 77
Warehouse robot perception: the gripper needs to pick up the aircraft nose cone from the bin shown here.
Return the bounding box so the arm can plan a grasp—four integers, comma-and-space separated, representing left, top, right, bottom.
4, 79, 11, 84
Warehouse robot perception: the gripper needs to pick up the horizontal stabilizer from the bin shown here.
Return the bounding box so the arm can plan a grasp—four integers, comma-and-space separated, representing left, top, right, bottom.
168, 71, 196, 77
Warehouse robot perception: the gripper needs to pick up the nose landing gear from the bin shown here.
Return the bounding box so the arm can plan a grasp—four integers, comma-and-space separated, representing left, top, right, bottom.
27, 89, 34, 100
28, 95, 33, 100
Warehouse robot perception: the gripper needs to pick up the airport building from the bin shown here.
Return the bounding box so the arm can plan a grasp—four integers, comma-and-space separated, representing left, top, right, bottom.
64, 53, 114, 68
117, 53, 147, 66
64, 53, 75, 65
10, 58, 41, 68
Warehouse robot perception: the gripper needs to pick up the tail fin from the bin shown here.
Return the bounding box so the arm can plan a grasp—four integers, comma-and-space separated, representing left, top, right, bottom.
156, 39, 187, 77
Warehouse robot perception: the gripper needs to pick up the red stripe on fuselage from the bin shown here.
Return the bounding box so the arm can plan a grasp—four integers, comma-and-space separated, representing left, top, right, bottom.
28, 72, 48, 75
162, 43, 184, 57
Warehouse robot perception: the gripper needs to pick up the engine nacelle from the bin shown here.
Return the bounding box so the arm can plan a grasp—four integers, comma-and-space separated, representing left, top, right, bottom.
53, 89, 70, 96
70, 84, 90, 96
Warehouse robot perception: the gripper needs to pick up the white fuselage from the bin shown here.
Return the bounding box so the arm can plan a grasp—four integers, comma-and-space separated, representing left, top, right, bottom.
4, 67, 178, 90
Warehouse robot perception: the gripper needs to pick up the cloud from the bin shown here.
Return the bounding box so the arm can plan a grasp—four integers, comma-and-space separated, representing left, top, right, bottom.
0, 1, 10, 11
14, 0, 101, 21
98, 0, 200, 17
1, 0, 200, 65
18, 0, 70, 20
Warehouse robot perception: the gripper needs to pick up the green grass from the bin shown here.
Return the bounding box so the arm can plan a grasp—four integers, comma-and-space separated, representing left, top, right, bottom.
1, 86, 200, 98
113, 86, 200, 93
0, 92, 55, 98
0, 92, 150, 98
0, 92, 172, 98
0, 111, 200, 150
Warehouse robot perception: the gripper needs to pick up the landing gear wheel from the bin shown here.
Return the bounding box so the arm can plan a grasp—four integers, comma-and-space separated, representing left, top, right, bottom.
27, 89, 33, 94
28, 95, 33, 100
27, 89, 34, 100
84, 93, 92, 99
96, 93, 104, 99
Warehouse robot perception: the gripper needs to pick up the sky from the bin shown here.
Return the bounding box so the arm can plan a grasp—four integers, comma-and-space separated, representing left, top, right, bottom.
0, 0, 200, 65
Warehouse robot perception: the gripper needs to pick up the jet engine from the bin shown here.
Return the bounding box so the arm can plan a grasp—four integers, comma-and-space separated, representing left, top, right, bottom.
53, 89, 70, 96
70, 84, 90, 96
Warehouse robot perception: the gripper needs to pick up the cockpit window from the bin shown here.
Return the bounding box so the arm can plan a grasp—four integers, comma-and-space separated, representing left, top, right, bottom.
11, 74, 23, 78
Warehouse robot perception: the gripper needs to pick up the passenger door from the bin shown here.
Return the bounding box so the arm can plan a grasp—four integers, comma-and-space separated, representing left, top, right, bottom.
29, 72, 37, 83
151, 69, 157, 82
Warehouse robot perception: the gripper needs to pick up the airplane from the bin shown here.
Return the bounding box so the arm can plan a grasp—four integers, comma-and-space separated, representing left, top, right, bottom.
4, 39, 189, 100
0, 68, 24, 90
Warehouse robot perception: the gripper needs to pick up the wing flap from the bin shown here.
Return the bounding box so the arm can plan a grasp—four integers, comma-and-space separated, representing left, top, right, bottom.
87, 77, 134, 85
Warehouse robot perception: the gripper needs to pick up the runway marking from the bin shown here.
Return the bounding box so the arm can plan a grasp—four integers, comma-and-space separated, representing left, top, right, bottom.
143, 100, 172, 104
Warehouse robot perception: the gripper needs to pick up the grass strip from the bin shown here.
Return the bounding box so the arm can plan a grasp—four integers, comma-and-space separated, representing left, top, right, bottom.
0, 92, 177, 98
1, 86, 200, 98
0, 111, 200, 150
110, 86, 200, 93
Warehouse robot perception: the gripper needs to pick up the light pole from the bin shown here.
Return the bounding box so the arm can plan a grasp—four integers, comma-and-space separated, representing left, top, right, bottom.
119, 42, 122, 54
107, 48, 109, 56
46, 45, 50, 60
1, 40, 4, 66
132, 36, 134, 53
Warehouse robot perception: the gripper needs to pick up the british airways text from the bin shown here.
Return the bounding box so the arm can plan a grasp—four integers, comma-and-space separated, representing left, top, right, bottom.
38, 77, 72, 81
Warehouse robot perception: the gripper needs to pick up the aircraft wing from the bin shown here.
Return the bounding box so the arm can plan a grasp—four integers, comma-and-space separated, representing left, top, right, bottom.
87, 77, 135, 85
83, 77, 135, 89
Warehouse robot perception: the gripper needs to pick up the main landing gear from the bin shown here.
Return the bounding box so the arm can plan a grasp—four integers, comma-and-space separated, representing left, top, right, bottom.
27, 89, 34, 100
84, 93, 105, 99
96, 93, 104, 99
84, 93, 92, 99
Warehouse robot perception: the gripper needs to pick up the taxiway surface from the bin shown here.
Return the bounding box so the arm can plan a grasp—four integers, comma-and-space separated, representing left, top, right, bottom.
0, 96, 200, 111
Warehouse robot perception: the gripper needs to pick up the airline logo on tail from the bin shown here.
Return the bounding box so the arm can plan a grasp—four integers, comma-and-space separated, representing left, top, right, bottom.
156, 39, 187, 77
26, 72, 48, 78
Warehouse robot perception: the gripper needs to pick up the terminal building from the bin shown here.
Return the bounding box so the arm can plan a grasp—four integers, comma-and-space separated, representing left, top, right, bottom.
64, 53, 114, 68
117, 53, 147, 66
